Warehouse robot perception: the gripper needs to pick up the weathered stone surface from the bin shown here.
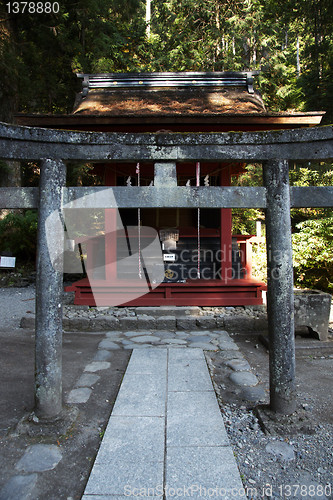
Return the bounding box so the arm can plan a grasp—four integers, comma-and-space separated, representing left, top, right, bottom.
215, 316, 225, 328
106, 330, 123, 338
137, 315, 156, 330
84, 361, 111, 372
183, 306, 201, 316
188, 342, 217, 350
188, 335, 212, 343
241, 385, 267, 402
174, 333, 189, 341
229, 371, 259, 387
63, 291, 75, 305
224, 315, 254, 332
0, 474, 38, 500
226, 358, 251, 372
124, 331, 142, 337
133, 306, 172, 317
131, 335, 161, 343
76, 373, 100, 387
218, 340, 239, 351
196, 317, 217, 329
264, 159, 296, 415
98, 339, 120, 350
212, 330, 232, 340
265, 441, 295, 461
63, 317, 91, 331
119, 317, 138, 330
294, 289, 331, 341
156, 316, 176, 330
160, 339, 187, 345
254, 317, 269, 331
67, 387, 92, 403
16, 444, 62, 472
90, 316, 119, 331
176, 316, 197, 330
1, 122, 333, 164
93, 349, 113, 361
19, 316, 35, 329
134, 306, 200, 317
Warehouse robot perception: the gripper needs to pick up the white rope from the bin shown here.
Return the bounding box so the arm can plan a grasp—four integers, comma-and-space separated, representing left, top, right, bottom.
136, 163, 142, 279
196, 162, 201, 279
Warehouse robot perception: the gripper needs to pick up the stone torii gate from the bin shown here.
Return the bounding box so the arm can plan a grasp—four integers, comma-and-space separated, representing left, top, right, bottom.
0, 122, 332, 421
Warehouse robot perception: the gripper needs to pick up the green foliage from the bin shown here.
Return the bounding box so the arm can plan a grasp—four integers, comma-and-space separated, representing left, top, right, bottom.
232, 163, 264, 235
290, 162, 333, 226
66, 163, 103, 186
0, 211, 38, 262
252, 242, 267, 283
293, 217, 333, 292
289, 162, 333, 293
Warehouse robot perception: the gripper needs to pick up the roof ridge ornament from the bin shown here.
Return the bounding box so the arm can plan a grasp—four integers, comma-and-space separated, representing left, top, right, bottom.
77, 71, 260, 96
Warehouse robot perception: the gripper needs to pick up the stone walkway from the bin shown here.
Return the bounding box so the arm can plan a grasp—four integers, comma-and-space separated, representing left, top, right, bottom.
82, 348, 245, 499
92, 329, 239, 352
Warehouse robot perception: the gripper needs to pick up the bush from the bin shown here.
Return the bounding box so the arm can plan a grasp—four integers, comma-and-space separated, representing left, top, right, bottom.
292, 217, 333, 293
0, 210, 38, 263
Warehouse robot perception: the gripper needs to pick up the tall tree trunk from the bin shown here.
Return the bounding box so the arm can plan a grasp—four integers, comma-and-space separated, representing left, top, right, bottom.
146, 0, 151, 37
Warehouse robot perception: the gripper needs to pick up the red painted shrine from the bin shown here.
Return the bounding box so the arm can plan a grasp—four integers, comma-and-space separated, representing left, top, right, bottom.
16, 72, 324, 306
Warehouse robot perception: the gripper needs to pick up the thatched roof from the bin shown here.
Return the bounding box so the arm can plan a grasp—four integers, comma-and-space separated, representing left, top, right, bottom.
73, 71, 266, 116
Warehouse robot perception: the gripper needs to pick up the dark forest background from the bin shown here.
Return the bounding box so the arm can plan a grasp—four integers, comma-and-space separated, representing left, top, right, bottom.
1, 0, 333, 119
0, 0, 332, 291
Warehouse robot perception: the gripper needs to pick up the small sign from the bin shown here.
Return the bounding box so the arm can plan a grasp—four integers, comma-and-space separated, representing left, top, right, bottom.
0, 256, 16, 268
163, 254, 176, 262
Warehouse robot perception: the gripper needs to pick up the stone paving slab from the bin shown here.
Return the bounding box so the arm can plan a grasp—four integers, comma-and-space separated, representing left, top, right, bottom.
168, 358, 214, 392
82, 497, 162, 500
123, 348, 168, 375
84, 461, 164, 496
167, 391, 229, 447
83, 348, 244, 499
95, 416, 164, 465
111, 373, 167, 417
165, 446, 244, 499
0, 474, 38, 500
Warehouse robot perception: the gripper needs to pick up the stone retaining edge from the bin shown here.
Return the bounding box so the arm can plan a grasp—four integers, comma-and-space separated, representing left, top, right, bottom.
20, 315, 269, 333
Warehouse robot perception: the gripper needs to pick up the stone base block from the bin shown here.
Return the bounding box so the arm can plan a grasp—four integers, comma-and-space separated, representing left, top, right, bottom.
90, 317, 120, 331
156, 316, 176, 330
134, 306, 201, 317
224, 315, 254, 333
119, 317, 138, 330
137, 315, 157, 330
176, 316, 198, 330
294, 289, 331, 341
196, 317, 217, 329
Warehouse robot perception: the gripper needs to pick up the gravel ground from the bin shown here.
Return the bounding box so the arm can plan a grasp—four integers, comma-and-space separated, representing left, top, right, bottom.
0, 285, 35, 329
220, 402, 333, 499
207, 334, 333, 500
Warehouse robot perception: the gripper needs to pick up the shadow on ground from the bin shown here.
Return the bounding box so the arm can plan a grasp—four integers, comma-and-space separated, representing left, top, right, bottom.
0, 327, 130, 500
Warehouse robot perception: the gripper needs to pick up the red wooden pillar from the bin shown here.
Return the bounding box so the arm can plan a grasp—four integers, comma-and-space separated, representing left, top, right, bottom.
220, 166, 233, 280
105, 167, 117, 282
245, 240, 252, 279
239, 238, 253, 280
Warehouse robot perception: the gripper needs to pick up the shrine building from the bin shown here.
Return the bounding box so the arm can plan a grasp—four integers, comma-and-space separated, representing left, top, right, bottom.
16, 72, 324, 307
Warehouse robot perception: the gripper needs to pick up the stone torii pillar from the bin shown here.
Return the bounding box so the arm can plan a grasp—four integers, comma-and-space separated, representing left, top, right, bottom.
35, 159, 66, 419
263, 159, 296, 415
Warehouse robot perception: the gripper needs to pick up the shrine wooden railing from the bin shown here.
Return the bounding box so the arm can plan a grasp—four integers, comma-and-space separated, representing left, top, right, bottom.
0, 121, 332, 421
